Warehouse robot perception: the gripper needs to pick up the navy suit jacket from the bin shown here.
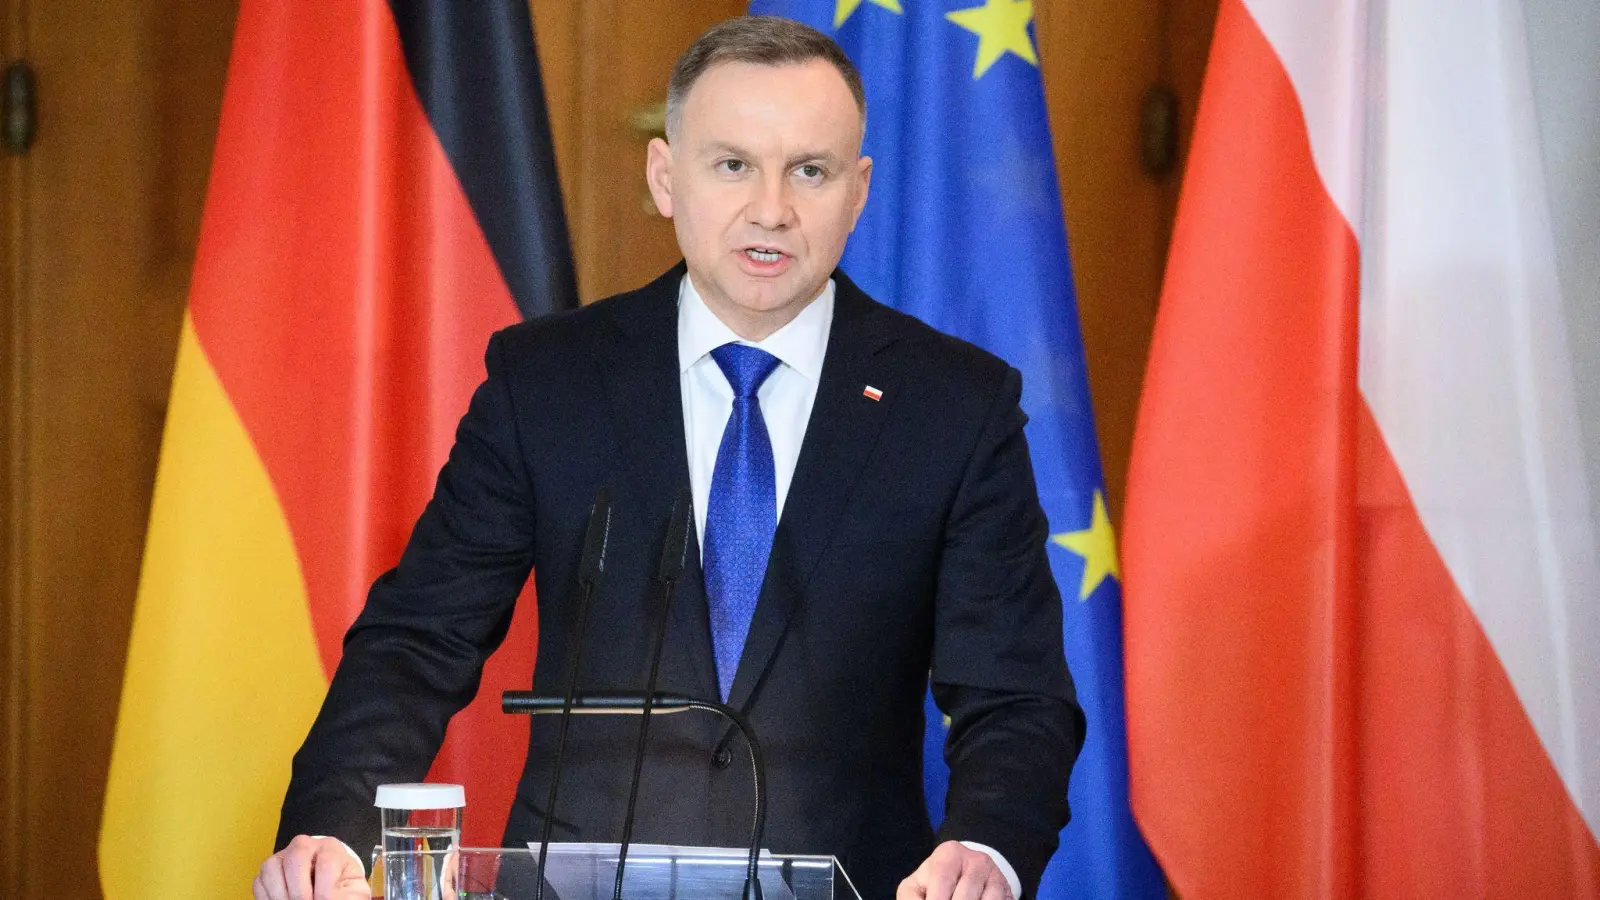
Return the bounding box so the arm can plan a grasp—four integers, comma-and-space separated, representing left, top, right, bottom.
278, 265, 1084, 900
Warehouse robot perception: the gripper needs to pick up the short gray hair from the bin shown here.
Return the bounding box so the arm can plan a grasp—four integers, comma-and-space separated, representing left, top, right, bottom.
665, 16, 866, 141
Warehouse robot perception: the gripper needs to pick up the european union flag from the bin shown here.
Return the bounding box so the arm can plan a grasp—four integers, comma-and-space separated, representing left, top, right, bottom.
747, 2, 1166, 897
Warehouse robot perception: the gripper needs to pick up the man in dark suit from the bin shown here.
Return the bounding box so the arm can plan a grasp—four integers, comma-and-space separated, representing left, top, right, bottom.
256, 16, 1083, 900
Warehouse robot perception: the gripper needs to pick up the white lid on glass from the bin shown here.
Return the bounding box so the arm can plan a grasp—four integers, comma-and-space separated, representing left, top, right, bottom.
374, 783, 465, 810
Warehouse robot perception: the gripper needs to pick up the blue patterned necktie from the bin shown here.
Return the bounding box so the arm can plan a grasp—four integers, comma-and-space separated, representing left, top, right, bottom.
703, 342, 782, 701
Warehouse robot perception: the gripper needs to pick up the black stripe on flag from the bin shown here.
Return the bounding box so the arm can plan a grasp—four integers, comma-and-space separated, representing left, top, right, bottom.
387, 0, 579, 319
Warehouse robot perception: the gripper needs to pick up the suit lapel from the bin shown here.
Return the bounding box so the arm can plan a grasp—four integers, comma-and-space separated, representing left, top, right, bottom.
727, 273, 902, 712
596, 263, 720, 704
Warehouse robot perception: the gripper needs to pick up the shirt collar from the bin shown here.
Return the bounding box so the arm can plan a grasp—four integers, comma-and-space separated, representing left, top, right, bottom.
676, 274, 834, 381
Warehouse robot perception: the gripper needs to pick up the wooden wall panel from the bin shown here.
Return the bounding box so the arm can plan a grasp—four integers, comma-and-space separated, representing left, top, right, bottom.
1160, 0, 1220, 239
1035, 0, 1221, 520
1035, 0, 1169, 519
532, 0, 746, 304
0, 3, 236, 899
528, 0, 582, 256
2, 0, 28, 894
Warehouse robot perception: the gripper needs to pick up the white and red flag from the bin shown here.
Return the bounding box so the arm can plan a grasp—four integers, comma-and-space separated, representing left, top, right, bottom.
1123, 0, 1600, 896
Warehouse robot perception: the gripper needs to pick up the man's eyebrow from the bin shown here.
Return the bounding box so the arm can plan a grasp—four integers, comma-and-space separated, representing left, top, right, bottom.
700, 141, 754, 159
695, 143, 847, 169
786, 150, 845, 169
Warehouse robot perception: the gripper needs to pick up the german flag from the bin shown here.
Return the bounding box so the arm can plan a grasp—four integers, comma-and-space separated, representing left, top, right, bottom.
99, 2, 576, 897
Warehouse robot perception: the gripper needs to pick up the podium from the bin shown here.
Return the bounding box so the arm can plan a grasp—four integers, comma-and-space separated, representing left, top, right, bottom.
379, 844, 865, 900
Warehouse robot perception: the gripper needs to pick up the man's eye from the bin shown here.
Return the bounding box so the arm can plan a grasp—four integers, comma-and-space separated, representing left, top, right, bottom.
798, 164, 824, 180
719, 159, 746, 173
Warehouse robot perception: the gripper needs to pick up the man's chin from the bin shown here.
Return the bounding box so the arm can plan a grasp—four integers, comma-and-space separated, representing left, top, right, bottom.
748, 270, 834, 303
727, 280, 806, 315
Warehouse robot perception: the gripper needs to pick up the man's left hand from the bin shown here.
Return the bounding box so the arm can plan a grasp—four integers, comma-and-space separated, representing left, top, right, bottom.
898, 841, 1014, 900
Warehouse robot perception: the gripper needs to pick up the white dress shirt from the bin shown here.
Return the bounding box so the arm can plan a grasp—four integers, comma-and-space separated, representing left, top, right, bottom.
675, 275, 1022, 900
677, 274, 833, 543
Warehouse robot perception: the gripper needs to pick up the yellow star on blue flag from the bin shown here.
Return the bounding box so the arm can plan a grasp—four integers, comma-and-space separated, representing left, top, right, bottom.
833, 0, 901, 29
945, 0, 1038, 79
1052, 491, 1119, 600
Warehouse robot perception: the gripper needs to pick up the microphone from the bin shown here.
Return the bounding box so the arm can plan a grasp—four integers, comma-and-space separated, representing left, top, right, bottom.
534, 486, 612, 900
614, 489, 694, 900
656, 487, 694, 581
503, 690, 768, 900
503, 692, 697, 713
578, 486, 614, 588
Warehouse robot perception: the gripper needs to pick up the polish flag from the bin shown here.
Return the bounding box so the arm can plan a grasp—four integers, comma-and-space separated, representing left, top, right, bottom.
1122, 0, 1600, 897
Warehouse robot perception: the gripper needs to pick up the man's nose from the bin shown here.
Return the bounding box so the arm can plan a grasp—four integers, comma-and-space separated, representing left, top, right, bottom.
746, 172, 794, 230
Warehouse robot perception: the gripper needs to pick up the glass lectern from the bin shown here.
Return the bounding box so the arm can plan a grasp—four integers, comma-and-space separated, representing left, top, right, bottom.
378, 844, 864, 900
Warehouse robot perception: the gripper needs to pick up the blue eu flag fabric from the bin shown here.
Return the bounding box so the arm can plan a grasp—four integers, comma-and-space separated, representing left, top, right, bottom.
745, 3, 1166, 897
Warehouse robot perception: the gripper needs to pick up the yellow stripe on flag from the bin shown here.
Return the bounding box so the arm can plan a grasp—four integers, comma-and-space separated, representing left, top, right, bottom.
100, 315, 327, 899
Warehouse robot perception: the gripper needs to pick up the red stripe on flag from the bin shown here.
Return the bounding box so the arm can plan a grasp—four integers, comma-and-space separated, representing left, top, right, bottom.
1125, 0, 1361, 888
1123, 0, 1600, 896
187, 0, 534, 845
1353, 403, 1600, 896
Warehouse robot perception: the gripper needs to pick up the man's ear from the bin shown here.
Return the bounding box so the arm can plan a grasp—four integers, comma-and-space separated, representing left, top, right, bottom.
849, 155, 873, 230
645, 137, 674, 218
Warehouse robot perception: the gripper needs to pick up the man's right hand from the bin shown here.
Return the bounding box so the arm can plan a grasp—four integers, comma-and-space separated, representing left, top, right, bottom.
253, 835, 371, 900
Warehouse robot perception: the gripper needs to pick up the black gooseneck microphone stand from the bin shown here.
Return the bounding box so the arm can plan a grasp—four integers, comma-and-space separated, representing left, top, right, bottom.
612, 489, 694, 900
533, 487, 613, 900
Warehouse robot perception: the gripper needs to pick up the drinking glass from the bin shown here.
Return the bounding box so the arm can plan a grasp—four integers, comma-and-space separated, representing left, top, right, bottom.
375, 783, 464, 900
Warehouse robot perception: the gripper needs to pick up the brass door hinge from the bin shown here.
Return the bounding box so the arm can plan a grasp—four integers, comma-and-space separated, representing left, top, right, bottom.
4, 61, 37, 156
1140, 84, 1178, 177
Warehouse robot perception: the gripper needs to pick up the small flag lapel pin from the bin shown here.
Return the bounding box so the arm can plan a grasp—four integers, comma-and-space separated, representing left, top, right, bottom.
863, 385, 884, 402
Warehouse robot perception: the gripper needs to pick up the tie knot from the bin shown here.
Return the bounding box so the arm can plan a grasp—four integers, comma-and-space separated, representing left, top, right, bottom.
710, 343, 781, 399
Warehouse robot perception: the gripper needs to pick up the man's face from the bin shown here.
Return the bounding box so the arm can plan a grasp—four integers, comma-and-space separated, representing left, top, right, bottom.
646, 59, 872, 339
